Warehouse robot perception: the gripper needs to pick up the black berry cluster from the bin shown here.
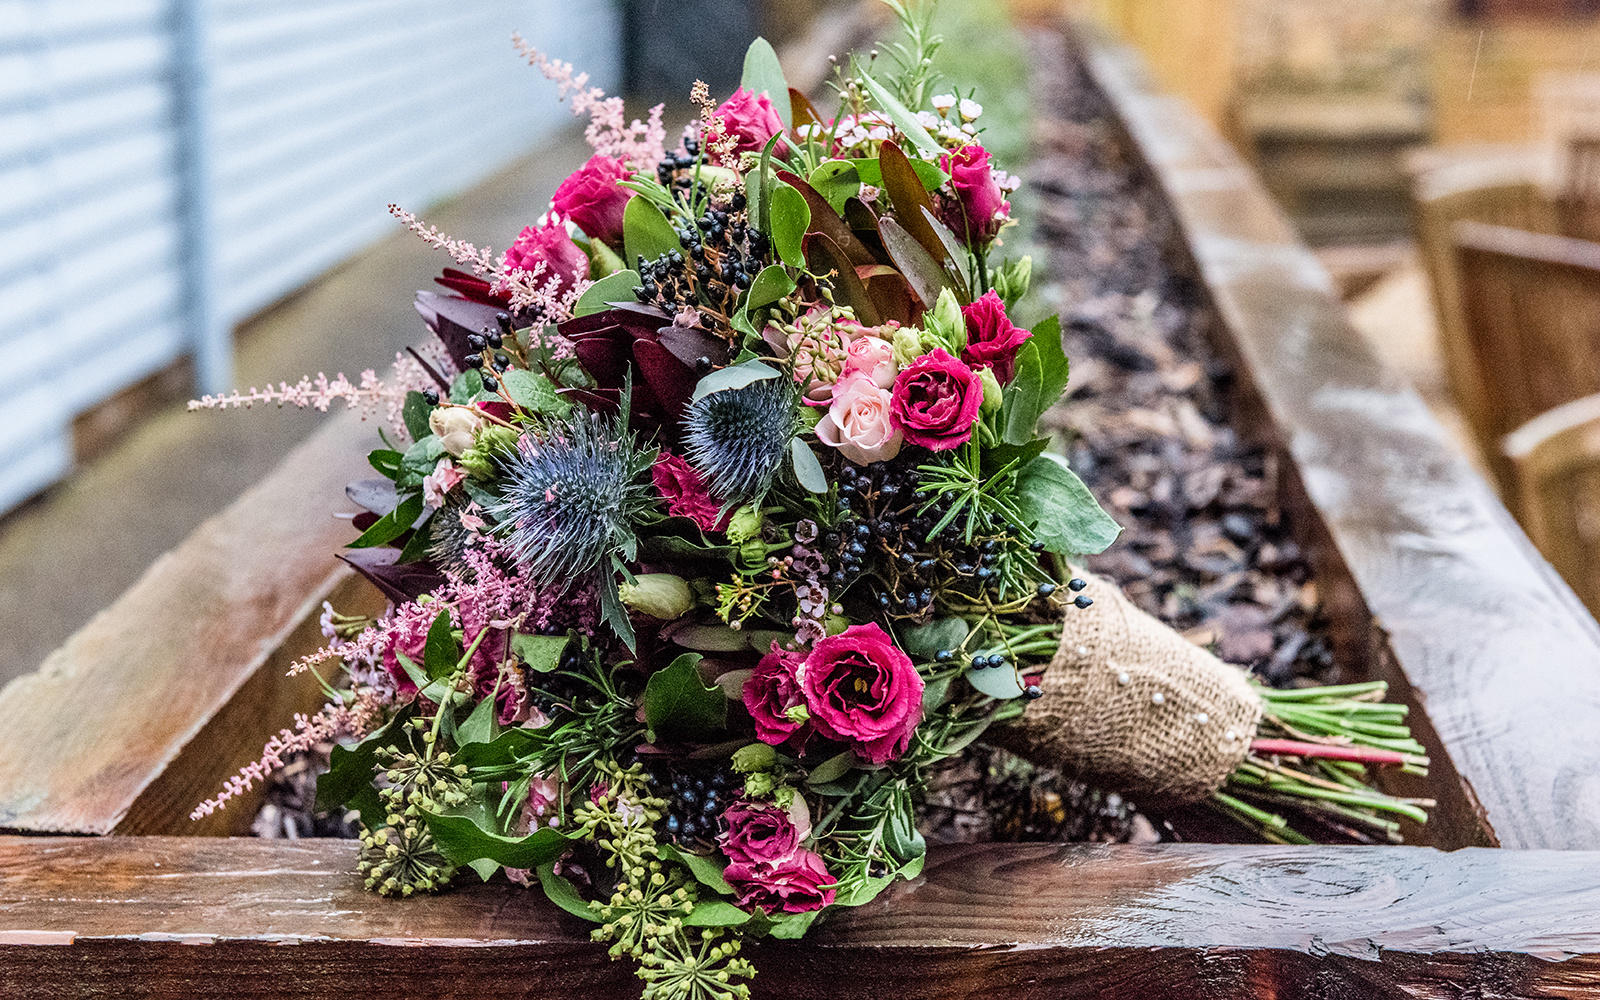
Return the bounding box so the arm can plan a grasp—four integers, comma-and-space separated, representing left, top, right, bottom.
651, 763, 739, 848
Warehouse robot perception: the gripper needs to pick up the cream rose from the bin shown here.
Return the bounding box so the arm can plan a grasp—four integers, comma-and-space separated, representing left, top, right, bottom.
840, 333, 898, 390
815, 373, 902, 465
428, 406, 482, 457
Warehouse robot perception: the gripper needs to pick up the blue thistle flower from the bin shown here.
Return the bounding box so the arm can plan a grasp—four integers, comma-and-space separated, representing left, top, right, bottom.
683, 376, 796, 503
491, 409, 654, 586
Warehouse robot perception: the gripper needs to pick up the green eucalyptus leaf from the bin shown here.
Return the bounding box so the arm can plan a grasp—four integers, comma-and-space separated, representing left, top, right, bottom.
965, 663, 1026, 700
789, 438, 828, 493
574, 268, 640, 317
1015, 452, 1121, 556
739, 37, 791, 126
901, 617, 969, 660
804, 749, 856, 786
691, 359, 782, 402
644, 652, 727, 743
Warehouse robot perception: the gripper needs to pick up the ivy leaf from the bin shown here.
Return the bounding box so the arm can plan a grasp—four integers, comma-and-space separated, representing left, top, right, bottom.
315, 709, 410, 813
510, 633, 570, 673
739, 37, 791, 126
789, 437, 828, 493
449, 368, 484, 404
537, 863, 602, 922
659, 842, 734, 895
456, 694, 499, 747
684, 901, 753, 927
501, 368, 570, 417
574, 268, 640, 317
766, 909, 822, 939
423, 609, 457, 680
423, 813, 574, 869
402, 391, 432, 441
347, 492, 424, 548
1015, 452, 1121, 556
769, 182, 810, 268
644, 652, 727, 743
622, 195, 681, 270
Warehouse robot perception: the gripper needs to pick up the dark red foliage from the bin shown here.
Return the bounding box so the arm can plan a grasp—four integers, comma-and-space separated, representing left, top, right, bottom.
560, 304, 732, 437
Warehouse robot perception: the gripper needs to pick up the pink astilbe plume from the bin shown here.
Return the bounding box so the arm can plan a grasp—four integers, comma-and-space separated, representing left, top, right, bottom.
188, 369, 394, 418
190, 696, 380, 820
387, 204, 587, 321
512, 33, 666, 170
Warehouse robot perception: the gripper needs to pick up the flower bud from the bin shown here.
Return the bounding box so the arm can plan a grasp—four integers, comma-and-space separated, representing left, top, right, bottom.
923, 288, 966, 353
891, 325, 927, 367
978, 365, 1003, 413
725, 504, 763, 545
618, 573, 694, 620
429, 407, 483, 457
731, 742, 777, 774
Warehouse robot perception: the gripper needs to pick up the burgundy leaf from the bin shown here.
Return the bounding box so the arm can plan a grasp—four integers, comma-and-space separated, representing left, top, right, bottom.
340, 548, 447, 605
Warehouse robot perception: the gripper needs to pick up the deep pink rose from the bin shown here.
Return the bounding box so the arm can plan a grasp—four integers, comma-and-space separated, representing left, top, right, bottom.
724, 849, 836, 914
552, 154, 630, 245
652, 451, 730, 532
960, 290, 1031, 384
713, 87, 788, 156
939, 144, 1008, 244
502, 221, 589, 296
743, 644, 808, 745
799, 623, 922, 764
718, 800, 799, 866
890, 348, 983, 452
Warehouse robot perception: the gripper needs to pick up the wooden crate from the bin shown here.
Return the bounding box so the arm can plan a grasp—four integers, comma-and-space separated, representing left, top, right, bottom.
3, 19, 1600, 999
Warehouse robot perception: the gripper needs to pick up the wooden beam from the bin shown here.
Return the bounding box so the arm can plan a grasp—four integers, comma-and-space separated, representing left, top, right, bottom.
0, 837, 1597, 998
0, 414, 387, 836
1070, 25, 1600, 850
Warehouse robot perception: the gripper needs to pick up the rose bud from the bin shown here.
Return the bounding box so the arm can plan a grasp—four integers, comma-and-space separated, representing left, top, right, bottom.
618, 573, 694, 620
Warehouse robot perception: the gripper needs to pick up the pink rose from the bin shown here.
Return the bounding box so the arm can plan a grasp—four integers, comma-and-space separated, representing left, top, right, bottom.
713, 87, 788, 156
551, 154, 631, 245
890, 348, 983, 452
502, 221, 589, 297
960, 290, 1031, 384
939, 144, 1008, 245
652, 451, 730, 532
840, 333, 897, 389
799, 623, 922, 764
743, 644, 808, 745
718, 800, 799, 866
422, 458, 464, 508
815, 373, 902, 466
724, 849, 836, 914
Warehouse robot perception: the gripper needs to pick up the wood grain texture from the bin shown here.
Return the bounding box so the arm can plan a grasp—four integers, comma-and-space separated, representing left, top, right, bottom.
1505, 392, 1600, 618
0, 837, 1597, 999
1069, 25, 1600, 849
0, 413, 387, 835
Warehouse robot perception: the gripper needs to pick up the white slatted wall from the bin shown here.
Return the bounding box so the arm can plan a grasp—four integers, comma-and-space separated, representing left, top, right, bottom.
0, 0, 620, 514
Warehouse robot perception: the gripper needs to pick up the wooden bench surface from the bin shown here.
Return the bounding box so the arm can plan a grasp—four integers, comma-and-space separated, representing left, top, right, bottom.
2, 837, 1597, 999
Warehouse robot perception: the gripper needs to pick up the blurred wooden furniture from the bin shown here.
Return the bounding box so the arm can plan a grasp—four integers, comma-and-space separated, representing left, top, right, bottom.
1504, 392, 1600, 614
1451, 220, 1600, 487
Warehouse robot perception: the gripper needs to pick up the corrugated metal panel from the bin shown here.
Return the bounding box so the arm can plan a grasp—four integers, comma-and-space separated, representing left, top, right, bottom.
0, 0, 621, 514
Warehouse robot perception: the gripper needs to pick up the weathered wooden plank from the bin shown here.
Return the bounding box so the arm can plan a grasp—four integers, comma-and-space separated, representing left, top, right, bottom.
0, 413, 387, 836
1070, 25, 1600, 850
0, 837, 1597, 998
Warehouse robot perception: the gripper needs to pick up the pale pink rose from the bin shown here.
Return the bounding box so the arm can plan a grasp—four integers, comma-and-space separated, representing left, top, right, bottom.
840, 334, 897, 390
422, 458, 464, 508
815, 373, 903, 466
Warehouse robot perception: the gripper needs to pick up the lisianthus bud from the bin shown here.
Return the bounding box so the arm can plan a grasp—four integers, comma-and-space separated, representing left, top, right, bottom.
979, 365, 1003, 413
731, 742, 777, 774
429, 407, 483, 456
891, 325, 927, 367
922, 288, 966, 353
618, 573, 694, 620
726, 504, 764, 545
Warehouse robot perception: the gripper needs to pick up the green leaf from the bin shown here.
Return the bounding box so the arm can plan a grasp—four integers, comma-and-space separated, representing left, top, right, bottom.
804, 749, 856, 786
397, 434, 446, 490
1015, 452, 1121, 556
622, 195, 681, 270
807, 160, 860, 215
402, 391, 432, 441
537, 863, 602, 922
659, 843, 734, 895
845, 156, 945, 190
574, 268, 640, 317
456, 694, 499, 746
510, 632, 570, 673
1031, 314, 1070, 413
901, 617, 969, 660
854, 65, 943, 158
347, 492, 423, 548
501, 368, 570, 417
965, 663, 1026, 700
453, 727, 541, 770
691, 359, 782, 402
766, 908, 822, 939
921, 673, 952, 711
367, 448, 403, 479
644, 652, 727, 743
315, 710, 410, 813
1002, 340, 1046, 446
789, 437, 828, 493
769, 182, 810, 268
423, 608, 457, 680
423, 813, 574, 869
745, 264, 795, 312
684, 900, 753, 927
739, 37, 791, 126
450, 369, 483, 404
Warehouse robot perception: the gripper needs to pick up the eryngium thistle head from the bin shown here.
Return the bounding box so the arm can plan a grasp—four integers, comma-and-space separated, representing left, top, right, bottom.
683, 377, 795, 503
491, 410, 654, 585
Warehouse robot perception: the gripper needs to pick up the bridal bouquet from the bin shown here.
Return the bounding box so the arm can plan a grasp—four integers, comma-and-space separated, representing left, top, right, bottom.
195, 6, 1430, 997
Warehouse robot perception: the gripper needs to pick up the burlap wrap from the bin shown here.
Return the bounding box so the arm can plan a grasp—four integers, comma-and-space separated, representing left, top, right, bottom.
991, 570, 1263, 804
